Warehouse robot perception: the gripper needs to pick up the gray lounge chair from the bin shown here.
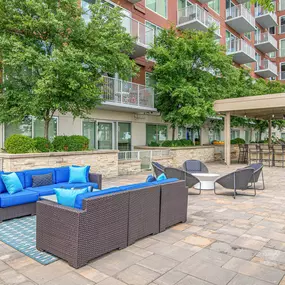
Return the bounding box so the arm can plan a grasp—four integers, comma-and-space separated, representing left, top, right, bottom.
214, 168, 256, 199
152, 161, 165, 177
245, 163, 265, 190
182, 160, 209, 173
164, 167, 201, 195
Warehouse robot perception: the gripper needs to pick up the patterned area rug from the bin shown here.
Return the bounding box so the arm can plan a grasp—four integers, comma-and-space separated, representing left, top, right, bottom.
0, 216, 58, 265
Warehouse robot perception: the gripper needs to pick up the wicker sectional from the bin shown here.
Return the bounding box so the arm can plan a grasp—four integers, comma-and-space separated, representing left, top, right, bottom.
36, 180, 188, 268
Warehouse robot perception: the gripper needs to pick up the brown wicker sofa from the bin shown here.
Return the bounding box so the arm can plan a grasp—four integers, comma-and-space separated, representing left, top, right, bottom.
36, 179, 187, 268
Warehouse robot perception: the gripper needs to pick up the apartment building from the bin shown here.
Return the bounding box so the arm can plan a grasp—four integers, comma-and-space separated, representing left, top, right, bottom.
2, 0, 285, 150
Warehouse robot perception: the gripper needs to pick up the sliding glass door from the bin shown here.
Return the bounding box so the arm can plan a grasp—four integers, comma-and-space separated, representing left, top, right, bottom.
97, 122, 113, 150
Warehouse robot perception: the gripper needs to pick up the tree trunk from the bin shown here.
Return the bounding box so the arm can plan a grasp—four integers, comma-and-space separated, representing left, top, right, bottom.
172, 126, 175, 141
44, 119, 50, 140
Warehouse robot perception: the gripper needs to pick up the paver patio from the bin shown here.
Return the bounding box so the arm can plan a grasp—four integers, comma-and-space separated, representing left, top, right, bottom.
0, 163, 285, 284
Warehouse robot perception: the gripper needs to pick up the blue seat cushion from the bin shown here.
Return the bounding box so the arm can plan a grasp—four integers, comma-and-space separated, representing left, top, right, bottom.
0, 190, 39, 208
1, 172, 26, 192
24, 168, 55, 188
54, 167, 70, 183
26, 182, 99, 197
74, 182, 154, 209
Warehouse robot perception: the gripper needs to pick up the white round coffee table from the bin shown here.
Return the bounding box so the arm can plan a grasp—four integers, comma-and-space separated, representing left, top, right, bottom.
193, 173, 220, 190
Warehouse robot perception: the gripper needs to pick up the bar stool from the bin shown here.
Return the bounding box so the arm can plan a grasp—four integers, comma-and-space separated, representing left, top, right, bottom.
248, 144, 260, 164
260, 144, 272, 167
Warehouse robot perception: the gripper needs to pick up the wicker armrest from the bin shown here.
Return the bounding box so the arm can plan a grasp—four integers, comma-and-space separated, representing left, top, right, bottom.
89, 173, 102, 189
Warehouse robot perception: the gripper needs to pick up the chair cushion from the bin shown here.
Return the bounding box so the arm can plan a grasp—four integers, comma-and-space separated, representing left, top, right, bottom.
69, 166, 88, 183
146, 174, 156, 182
1, 173, 23, 194
72, 165, 90, 182
32, 173, 53, 187
24, 168, 56, 188
54, 167, 70, 183
1, 172, 25, 192
157, 173, 167, 181
0, 190, 39, 208
186, 161, 201, 172
54, 188, 88, 208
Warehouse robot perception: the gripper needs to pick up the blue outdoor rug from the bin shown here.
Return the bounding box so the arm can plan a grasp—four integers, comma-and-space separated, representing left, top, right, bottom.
0, 216, 58, 265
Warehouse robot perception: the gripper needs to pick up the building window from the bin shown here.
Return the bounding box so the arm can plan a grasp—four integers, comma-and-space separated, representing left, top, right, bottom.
178, 0, 191, 9
146, 21, 163, 38
279, 0, 285, 10
244, 32, 251, 40
268, 51, 276, 58
280, 62, 285, 79
208, 0, 220, 14
5, 117, 58, 142
146, 124, 167, 145
178, 127, 186, 139
280, 39, 285, 57
280, 16, 285, 34
146, 0, 167, 18
231, 129, 240, 140
118, 123, 131, 151
269, 26, 275, 34
281, 132, 285, 139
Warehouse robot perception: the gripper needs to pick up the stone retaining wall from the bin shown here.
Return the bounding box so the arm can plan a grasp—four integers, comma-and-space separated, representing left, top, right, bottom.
118, 160, 141, 176
0, 150, 119, 178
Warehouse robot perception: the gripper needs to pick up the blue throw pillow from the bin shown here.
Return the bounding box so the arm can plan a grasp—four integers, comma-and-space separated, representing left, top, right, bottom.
72, 165, 90, 182
54, 188, 88, 207
146, 174, 156, 182
69, 166, 88, 183
1, 172, 23, 194
157, 173, 167, 181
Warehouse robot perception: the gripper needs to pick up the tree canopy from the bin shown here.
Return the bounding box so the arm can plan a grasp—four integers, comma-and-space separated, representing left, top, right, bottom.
147, 27, 240, 139
0, 0, 137, 138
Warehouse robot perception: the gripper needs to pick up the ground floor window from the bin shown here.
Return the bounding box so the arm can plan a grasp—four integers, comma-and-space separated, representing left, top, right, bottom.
4, 117, 58, 141
231, 129, 240, 140
83, 120, 131, 151
209, 129, 221, 143
178, 127, 186, 139
146, 124, 167, 145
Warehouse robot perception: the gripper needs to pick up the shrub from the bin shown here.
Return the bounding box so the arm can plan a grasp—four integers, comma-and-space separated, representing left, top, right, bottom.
5, 134, 36, 154
67, 135, 89, 151
231, 138, 246, 145
161, 139, 194, 147
52, 136, 69, 151
148, 141, 160, 147
33, 137, 53, 152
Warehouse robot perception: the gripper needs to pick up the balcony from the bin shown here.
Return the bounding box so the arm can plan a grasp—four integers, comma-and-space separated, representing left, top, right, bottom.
226, 39, 256, 64
197, 0, 212, 3
225, 5, 256, 34
101, 76, 156, 112
255, 59, 278, 78
124, 17, 154, 58
177, 5, 221, 38
255, 7, 277, 28
127, 0, 141, 3
254, 32, 278, 53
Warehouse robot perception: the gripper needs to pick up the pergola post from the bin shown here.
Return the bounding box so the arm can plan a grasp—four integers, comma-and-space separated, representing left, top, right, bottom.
268, 119, 272, 147
224, 112, 231, 166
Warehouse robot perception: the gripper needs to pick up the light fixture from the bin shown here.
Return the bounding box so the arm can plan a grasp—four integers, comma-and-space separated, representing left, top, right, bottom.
244, 114, 247, 118
272, 114, 275, 118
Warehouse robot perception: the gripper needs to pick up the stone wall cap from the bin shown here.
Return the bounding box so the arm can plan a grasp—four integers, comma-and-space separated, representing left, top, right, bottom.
135, 145, 214, 150
118, 159, 141, 164
0, 150, 119, 159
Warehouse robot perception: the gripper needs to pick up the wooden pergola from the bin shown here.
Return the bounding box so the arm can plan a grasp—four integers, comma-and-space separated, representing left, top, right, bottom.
213, 93, 285, 165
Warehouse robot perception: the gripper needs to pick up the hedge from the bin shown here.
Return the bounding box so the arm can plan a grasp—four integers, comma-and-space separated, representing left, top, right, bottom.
148, 139, 194, 147
33, 137, 53, 152
231, 138, 246, 144
52, 135, 89, 151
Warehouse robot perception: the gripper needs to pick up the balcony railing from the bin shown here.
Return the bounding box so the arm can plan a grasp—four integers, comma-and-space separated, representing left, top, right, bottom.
177, 4, 221, 36
255, 59, 277, 73
226, 38, 255, 59
255, 32, 276, 46
123, 16, 154, 48
226, 4, 255, 27
255, 4, 277, 28
101, 76, 155, 109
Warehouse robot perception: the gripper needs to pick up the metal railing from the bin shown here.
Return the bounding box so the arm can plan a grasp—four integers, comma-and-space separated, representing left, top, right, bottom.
255, 31, 277, 47
118, 149, 171, 170
255, 4, 277, 22
101, 76, 155, 109
226, 38, 255, 59
279, 24, 285, 34
226, 4, 255, 28
177, 4, 221, 36
255, 59, 277, 74
123, 16, 154, 48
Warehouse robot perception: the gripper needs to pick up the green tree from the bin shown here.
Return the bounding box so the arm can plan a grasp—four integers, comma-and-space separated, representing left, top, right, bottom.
147, 27, 239, 140
0, 0, 137, 138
